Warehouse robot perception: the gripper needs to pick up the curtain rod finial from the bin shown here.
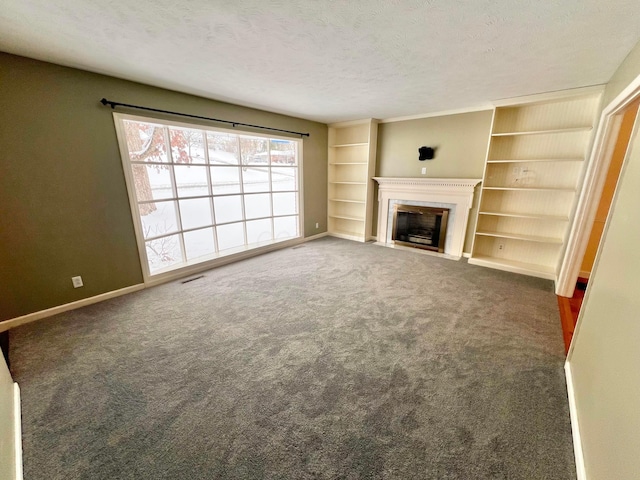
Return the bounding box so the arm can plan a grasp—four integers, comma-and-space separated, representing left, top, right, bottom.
100, 98, 114, 109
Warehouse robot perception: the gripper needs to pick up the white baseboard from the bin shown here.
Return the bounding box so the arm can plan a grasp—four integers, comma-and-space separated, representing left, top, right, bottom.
0, 284, 145, 333
565, 362, 587, 480
13, 383, 22, 480
462, 252, 471, 258
304, 232, 329, 242
2, 234, 332, 332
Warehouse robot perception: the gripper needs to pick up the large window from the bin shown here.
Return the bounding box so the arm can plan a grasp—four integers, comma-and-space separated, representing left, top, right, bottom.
114, 114, 302, 279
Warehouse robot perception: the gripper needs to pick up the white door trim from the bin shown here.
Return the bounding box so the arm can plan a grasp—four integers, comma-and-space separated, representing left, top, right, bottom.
556, 75, 640, 296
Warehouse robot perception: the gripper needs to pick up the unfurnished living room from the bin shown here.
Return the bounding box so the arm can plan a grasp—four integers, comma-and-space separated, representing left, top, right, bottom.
1, 2, 640, 479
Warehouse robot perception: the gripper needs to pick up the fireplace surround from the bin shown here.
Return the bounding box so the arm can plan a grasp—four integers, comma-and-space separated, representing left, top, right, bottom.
373, 177, 481, 259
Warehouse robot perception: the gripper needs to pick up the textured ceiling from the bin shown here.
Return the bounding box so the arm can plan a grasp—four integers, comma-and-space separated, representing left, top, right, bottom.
1, 0, 640, 123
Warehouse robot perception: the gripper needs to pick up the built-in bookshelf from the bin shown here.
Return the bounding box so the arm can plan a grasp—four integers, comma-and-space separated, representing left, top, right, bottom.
328, 119, 378, 241
469, 92, 602, 280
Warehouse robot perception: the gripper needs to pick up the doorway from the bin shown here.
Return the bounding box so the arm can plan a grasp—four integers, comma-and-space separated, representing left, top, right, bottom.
557, 99, 640, 352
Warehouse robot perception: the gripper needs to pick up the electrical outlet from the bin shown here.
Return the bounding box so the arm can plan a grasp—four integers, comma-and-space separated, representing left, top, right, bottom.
421, 167, 427, 175
315, 222, 319, 229
498, 243, 505, 251
72, 276, 83, 288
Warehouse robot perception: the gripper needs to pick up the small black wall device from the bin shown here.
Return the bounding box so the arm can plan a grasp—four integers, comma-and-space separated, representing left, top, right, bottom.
418, 146, 435, 161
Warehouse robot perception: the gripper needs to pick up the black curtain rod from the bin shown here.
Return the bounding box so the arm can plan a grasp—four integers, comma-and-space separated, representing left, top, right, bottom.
100, 98, 310, 138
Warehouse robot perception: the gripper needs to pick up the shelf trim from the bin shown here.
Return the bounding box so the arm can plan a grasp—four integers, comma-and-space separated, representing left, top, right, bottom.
491, 126, 592, 137
329, 198, 366, 204
487, 158, 584, 163
479, 211, 568, 221
329, 214, 365, 222
329, 181, 367, 185
329, 162, 368, 165
329, 142, 368, 148
475, 230, 563, 244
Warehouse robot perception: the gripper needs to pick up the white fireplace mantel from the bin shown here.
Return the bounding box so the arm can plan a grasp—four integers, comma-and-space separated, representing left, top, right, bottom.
373, 177, 481, 259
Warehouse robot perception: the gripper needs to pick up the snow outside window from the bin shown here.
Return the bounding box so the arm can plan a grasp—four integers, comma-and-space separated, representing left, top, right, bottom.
115, 114, 301, 278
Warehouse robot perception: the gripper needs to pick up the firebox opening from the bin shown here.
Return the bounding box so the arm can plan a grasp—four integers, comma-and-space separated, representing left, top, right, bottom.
391, 204, 449, 253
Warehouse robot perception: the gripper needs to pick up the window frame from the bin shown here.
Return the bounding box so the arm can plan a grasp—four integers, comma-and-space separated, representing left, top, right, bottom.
113, 112, 304, 285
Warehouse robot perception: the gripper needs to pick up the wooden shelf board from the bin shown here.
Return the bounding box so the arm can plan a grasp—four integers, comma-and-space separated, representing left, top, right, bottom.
468, 255, 556, 280
482, 186, 576, 192
330, 143, 368, 148
329, 214, 365, 222
329, 162, 368, 165
329, 198, 366, 204
491, 126, 592, 137
487, 158, 584, 163
329, 181, 367, 185
479, 211, 569, 221
475, 230, 564, 244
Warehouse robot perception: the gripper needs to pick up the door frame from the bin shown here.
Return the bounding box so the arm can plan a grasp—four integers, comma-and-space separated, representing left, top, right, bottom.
557, 74, 640, 297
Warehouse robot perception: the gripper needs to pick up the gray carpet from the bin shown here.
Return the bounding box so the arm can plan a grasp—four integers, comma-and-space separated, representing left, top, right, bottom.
10, 237, 575, 479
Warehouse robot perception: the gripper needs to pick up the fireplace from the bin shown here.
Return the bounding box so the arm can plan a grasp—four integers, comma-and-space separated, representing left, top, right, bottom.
392, 204, 449, 252
373, 177, 481, 259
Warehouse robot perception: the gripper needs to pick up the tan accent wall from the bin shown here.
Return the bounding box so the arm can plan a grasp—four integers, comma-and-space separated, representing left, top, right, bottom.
374, 111, 493, 251
0, 53, 327, 322
580, 101, 639, 276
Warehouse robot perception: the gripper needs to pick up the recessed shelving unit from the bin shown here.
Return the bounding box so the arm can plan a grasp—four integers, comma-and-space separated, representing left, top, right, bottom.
328, 119, 378, 242
469, 92, 602, 280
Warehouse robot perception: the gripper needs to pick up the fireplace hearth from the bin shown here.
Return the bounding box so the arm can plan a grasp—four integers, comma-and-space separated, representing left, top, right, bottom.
392, 204, 449, 252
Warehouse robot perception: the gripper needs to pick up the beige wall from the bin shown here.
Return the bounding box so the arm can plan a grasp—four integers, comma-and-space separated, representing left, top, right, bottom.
374, 110, 493, 250
569, 38, 640, 479
0, 53, 327, 322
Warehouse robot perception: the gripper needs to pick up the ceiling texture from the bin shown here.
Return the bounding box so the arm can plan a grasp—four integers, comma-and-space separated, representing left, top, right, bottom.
2, 0, 640, 123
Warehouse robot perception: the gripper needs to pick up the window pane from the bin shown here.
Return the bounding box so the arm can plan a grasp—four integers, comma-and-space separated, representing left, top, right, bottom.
179, 198, 212, 230
273, 192, 298, 216
270, 139, 297, 165
174, 165, 209, 197
214, 195, 243, 224
207, 132, 240, 165
132, 164, 173, 201
274, 216, 298, 239
169, 127, 206, 164
146, 234, 183, 273
123, 121, 169, 163
271, 167, 297, 192
244, 193, 271, 220
184, 227, 215, 261
217, 222, 245, 251
119, 116, 302, 278
240, 137, 268, 166
210, 166, 241, 195
139, 201, 179, 239
246, 219, 272, 245
243, 166, 270, 193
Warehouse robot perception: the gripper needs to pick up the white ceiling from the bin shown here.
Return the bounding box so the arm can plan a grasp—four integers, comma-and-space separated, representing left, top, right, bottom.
1, 0, 640, 123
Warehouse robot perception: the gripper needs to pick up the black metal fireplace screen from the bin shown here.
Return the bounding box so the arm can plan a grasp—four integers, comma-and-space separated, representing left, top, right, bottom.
391, 204, 449, 253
